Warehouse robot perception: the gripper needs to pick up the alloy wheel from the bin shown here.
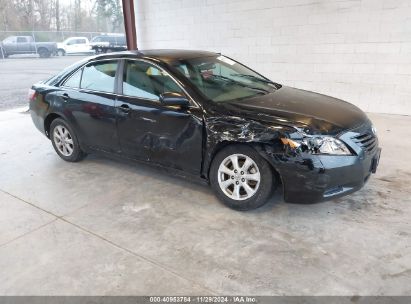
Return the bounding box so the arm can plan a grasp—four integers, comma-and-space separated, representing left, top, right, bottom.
217, 153, 261, 200
53, 125, 74, 157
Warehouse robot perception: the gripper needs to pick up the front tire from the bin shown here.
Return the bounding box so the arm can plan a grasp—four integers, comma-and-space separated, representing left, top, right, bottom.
210, 145, 275, 211
57, 49, 66, 56
50, 118, 86, 162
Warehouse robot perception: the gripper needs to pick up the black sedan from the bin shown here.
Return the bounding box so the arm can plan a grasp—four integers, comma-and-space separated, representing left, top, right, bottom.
29, 50, 381, 210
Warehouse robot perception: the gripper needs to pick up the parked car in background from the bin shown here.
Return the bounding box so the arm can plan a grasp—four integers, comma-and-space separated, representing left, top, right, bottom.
0, 36, 57, 58
56, 37, 94, 56
89, 34, 127, 54
29, 50, 381, 211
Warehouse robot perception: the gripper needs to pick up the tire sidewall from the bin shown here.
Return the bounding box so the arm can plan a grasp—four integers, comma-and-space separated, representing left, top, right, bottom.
38, 48, 50, 58
210, 145, 275, 211
50, 118, 83, 162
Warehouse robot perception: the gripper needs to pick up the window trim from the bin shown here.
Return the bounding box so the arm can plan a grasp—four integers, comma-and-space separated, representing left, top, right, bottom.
118, 58, 199, 108
61, 58, 120, 95
80, 59, 119, 94
61, 67, 83, 89
59, 57, 199, 108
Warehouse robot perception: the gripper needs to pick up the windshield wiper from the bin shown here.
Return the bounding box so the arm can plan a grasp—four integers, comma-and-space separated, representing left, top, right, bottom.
231, 74, 280, 88
207, 74, 270, 93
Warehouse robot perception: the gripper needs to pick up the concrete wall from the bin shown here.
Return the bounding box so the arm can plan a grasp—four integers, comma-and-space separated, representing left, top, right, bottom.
135, 0, 411, 115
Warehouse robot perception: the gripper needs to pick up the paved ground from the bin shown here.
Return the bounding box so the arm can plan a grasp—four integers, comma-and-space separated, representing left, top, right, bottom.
0, 56, 87, 110
0, 107, 410, 295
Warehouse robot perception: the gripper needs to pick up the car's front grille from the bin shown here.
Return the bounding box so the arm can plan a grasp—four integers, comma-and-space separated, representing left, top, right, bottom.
352, 132, 378, 154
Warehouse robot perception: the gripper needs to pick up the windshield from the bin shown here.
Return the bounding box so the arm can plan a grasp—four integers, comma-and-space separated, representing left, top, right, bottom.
171, 55, 279, 103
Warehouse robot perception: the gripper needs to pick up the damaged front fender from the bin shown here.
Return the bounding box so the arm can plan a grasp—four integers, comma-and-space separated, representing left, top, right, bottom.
202, 115, 295, 177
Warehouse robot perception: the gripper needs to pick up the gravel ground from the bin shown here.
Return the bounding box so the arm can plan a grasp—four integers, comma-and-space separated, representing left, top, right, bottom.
0, 55, 88, 111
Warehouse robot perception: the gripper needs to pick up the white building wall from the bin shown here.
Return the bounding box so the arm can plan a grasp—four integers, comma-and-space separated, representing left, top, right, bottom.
135, 0, 411, 115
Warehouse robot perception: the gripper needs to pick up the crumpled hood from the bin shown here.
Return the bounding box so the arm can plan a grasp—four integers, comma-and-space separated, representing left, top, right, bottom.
217, 86, 369, 135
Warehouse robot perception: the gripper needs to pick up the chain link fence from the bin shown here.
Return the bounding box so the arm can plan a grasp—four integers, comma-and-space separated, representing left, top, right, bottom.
0, 30, 126, 59
0, 30, 124, 42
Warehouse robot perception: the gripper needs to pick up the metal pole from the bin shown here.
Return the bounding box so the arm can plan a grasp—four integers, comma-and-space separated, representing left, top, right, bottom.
121, 0, 137, 50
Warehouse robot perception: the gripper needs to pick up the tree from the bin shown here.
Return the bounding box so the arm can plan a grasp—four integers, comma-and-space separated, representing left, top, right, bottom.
94, 0, 124, 32
0, 0, 124, 34
55, 0, 60, 32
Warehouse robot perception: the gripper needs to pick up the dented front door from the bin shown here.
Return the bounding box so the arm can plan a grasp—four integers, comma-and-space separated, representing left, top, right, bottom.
116, 96, 203, 175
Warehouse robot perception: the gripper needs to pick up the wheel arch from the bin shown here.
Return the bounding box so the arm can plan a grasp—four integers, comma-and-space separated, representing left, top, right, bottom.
57, 48, 66, 55
37, 47, 51, 57
204, 140, 282, 186
44, 113, 63, 138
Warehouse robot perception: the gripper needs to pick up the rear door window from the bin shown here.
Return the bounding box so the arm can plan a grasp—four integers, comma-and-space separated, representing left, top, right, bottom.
81, 60, 118, 93
63, 69, 82, 88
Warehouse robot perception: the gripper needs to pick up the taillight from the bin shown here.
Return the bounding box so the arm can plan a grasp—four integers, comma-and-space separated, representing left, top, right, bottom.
28, 89, 37, 102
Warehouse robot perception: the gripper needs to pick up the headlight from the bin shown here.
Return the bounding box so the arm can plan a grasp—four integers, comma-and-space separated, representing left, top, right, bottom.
281, 136, 351, 155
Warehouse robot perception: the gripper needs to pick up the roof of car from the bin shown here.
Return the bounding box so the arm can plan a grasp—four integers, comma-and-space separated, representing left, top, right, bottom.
93, 49, 219, 62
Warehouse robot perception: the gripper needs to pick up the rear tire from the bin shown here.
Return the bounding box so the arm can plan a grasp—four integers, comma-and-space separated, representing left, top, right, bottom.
38, 48, 51, 58
210, 145, 275, 211
50, 118, 86, 162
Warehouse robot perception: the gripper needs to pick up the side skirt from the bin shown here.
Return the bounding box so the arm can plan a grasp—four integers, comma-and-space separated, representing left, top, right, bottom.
84, 147, 209, 186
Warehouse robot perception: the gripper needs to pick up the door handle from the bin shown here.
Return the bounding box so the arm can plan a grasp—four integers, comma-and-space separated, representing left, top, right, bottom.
119, 103, 130, 113
62, 93, 69, 101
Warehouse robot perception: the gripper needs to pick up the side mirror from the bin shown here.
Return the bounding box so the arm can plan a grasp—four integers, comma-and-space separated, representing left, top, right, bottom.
159, 92, 190, 107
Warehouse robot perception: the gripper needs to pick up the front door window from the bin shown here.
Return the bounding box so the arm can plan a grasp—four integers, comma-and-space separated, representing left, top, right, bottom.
122, 60, 184, 101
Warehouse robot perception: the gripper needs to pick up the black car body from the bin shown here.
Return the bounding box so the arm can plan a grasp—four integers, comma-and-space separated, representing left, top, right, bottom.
30, 50, 381, 209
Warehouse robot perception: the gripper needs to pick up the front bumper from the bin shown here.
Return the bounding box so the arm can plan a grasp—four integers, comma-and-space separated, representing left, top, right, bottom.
263, 125, 381, 203
282, 148, 380, 203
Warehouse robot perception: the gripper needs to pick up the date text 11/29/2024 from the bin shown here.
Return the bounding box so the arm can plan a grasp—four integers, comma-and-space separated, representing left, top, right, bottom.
149, 296, 256, 303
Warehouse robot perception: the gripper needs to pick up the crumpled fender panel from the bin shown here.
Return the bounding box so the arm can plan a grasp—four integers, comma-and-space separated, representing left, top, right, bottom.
202, 115, 327, 203
259, 144, 327, 203
202, 116, 294, 177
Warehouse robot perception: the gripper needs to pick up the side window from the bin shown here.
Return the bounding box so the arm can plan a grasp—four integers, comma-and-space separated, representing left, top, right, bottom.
81, 60, 118, 93
122, 60, 184, 101
63, 68, 82, 88
4, 36, 17, 43
17, 37, 27, 43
